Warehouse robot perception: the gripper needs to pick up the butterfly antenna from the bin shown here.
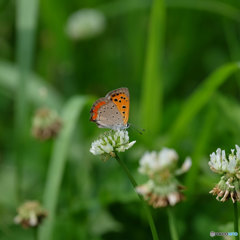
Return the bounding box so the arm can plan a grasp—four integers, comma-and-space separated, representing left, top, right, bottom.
128, 123, 145, 135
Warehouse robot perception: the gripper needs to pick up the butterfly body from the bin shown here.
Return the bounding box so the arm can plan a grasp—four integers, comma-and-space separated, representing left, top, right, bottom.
90, 88, 130, 130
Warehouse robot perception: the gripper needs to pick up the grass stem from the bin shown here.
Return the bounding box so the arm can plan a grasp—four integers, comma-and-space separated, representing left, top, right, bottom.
114, 153, 159, 240
141, 0, 165, 139
15, 0, 39, 203
33, 227, 38, 240
234, 202, 239, 240
167, 207, 179, 240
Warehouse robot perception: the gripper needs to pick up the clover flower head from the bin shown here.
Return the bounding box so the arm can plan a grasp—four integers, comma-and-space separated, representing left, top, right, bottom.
66, 9, 106, 40
31, 107, 62, 140
136, 148, 191, 208
136, 179, 185, 208
209, 145, 240, 202
138, 148, 189, 176
90, 130, 136, 160
14, 201, 47, 228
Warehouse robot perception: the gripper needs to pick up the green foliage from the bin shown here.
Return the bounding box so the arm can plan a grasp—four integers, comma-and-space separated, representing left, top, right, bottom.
39, 96, 89, 240
1, 0, 240, 239
167, 62, 240, 145
140, 0, 165, 140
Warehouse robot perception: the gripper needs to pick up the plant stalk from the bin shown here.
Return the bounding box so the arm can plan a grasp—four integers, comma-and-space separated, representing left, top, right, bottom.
234, 201, 239, 240
15, 0, 39, 202
34, 227, 38, 240
114, 152, 159, 240
167, 207, 179, 240
141, 0, 165, 139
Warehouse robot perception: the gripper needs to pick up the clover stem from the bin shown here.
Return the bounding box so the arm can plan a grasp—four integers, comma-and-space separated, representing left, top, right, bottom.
234, 201, 239, 240
167, 207, 179, 240
114, 152, 159, 240
34, 227, 38, 240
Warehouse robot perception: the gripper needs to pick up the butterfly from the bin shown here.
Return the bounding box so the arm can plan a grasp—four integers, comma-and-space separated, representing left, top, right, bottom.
90, 87, 130, 130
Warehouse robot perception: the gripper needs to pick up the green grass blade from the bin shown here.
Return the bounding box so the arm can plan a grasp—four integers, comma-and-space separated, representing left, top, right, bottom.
15, 0, 39, 202
167, 62, 240, 145
140, 0, 166, 139
0, 60, 63, 109
167, 208, 179, 240
38, 96, 89, 240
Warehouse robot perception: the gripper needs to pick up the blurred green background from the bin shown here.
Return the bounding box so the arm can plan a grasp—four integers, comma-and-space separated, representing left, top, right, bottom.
1, 0, 240, 239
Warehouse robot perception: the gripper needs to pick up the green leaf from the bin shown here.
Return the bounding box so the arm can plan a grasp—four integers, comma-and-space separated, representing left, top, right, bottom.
38, 96, 89, 240
167, 62, 240, 145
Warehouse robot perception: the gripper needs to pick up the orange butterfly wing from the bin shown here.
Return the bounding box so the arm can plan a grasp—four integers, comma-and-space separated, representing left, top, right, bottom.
89, 98, 107, 121
106, 88, 129, 125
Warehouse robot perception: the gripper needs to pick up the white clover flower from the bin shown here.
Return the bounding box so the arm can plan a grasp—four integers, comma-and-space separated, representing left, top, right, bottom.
209, 145, 240, 174
90, 130, 136, 158
138, 148, 189, 176
209, 145, 240, 202
138, 151, 159, 175
136, 179, 184, 208
66, 9, 106, 40
137, 147, 191, 208
158, 148, 178, 167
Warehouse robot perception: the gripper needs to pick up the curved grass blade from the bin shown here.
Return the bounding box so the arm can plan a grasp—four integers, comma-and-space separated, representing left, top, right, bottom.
38, 96, 89, 240
167, 62, 240, 145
